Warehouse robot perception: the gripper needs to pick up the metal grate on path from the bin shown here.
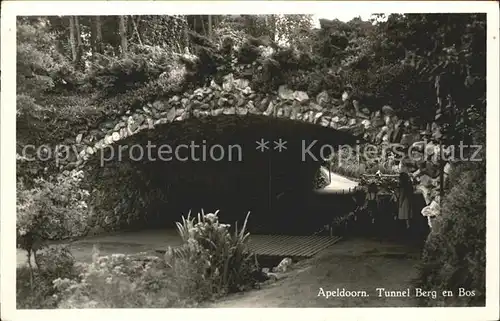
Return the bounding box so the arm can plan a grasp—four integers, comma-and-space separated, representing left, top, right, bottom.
154, 234, 342, 258
246, 234, 343, 258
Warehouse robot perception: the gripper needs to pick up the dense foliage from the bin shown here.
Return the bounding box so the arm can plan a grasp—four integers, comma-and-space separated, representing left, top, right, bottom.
16, 170, 92, 288
17, 171, 91, 243
16, 14, 486, 149
17, 246, 77, 308
17, 212, 259, 308
415, 159, 486, 306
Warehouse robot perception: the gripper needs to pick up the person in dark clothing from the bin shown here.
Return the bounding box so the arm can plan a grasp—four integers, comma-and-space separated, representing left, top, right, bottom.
391, 120, 404, 143
365, 182, 379, 224
397, 171, 414, 229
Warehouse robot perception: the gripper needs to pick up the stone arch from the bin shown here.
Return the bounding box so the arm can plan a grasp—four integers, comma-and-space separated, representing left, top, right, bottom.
64, 79, 368, 171
59, 75, 423, 234
78, 113, 362, 234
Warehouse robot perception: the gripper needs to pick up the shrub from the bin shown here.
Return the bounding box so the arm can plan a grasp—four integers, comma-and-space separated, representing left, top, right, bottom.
165, 210, 259, 300
17, 20, 78, 99
415, 160, 486, 306
213, 23, 247, 53
302, 68, 343, 97
313, 168, 330, 189
16, 19, 90, 155
17, 171, 92, 242
17, 266, 59, 309
237, 41, 261, 64
16, 93, 98, 156
17, 246, 77, 309
252, 57, 283, 92
52, 251, 196, 308
87, 44, 179, 96
45, 211, 259, 308
92, 53, 192, 115
36, 246, 76, 279
17, 170, 93, 283
272, 47, 302, 72
16, 94, 44, 118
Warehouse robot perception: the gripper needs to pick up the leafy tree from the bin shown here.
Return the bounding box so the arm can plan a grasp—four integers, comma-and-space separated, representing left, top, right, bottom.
17, 172, 91, 288
136, 15, 190, 52
394, 14, 486, 145
16, 18, 78, 106
274, 14, 314, 50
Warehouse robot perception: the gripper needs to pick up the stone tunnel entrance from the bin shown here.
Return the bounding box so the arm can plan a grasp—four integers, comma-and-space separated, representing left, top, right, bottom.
82, 114, 360, 235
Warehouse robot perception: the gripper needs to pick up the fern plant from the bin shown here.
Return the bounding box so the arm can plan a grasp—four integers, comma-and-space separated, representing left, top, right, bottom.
166, 209, 258, 298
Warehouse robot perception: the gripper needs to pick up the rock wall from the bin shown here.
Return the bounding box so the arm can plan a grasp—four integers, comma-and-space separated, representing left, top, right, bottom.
56, 72, 432, 172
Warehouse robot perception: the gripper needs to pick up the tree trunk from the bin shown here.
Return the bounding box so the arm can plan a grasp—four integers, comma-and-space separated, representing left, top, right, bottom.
90, 18, 96, 55
200, 15, 206, 36
69, 16, 77, 62
208, 15, 213, 39
269, 15, 277, 42
439, 144, 444, 199
244, 15, 256, 37
26, 249, 34, 290
95, 16, 103, 54
183, 16, 190, 50
131, 16, 143, 46
119, 16, 128, 57
74, 16, 83, 68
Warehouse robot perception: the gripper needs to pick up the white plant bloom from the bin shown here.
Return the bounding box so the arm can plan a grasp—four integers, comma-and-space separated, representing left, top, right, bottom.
259, 46, 274, 58
189, 227, 197, 237
205, 213, 217, 222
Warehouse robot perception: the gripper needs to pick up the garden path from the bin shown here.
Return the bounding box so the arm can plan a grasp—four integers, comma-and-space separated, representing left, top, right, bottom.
318, 168, 359, 192
208, 238, 421, 307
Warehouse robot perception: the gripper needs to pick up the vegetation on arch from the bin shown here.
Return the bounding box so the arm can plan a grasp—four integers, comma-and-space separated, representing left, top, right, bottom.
17, 14, 485, 145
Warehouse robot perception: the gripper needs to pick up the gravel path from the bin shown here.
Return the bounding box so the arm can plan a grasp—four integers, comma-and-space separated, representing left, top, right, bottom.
319, 167, 359, 192
209, 238, 421, 308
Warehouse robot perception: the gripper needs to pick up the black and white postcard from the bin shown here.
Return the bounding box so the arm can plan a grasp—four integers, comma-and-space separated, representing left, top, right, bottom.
1, 1, 499, 321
